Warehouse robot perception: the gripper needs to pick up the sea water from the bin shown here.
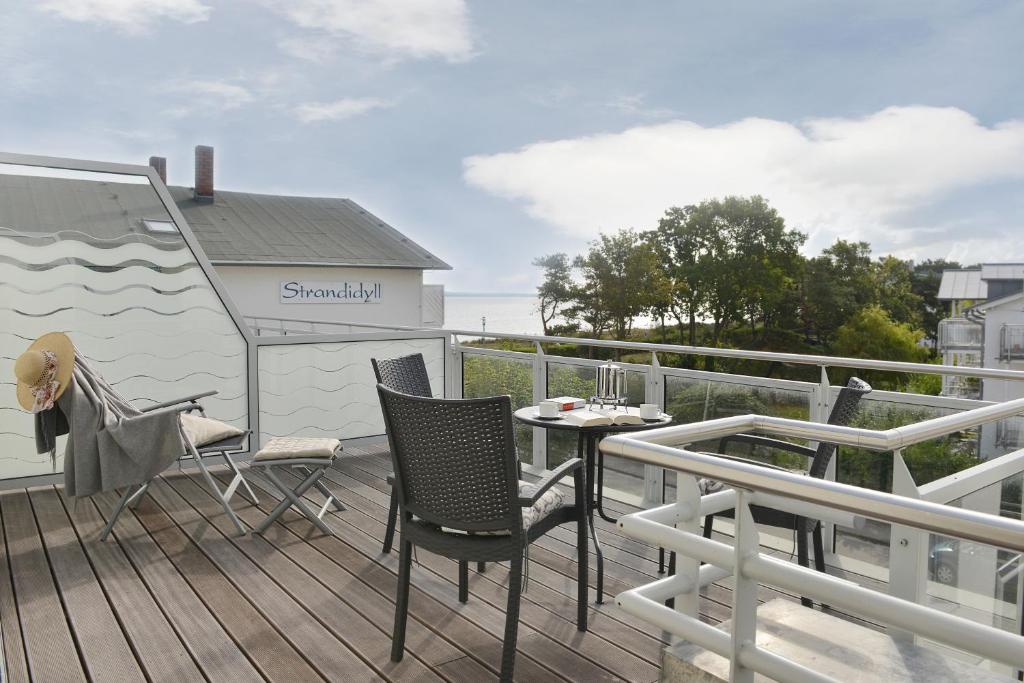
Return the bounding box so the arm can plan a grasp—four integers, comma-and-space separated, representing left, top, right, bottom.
444, 294, 543, 335
444, 293, 655, 336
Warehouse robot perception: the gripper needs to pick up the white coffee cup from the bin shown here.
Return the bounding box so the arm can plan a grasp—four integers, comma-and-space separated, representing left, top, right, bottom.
538, 400, 560, 418
639, 403, 660, 420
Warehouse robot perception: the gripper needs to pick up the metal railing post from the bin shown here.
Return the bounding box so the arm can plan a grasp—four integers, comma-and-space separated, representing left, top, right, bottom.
815, 365, 839, 554
730, 490, 759, 683
644, 351, 665, 506
887, 449, 925, 643
673, 473, 702, 621
533, 341, 547, 470
448, 334, 463, 399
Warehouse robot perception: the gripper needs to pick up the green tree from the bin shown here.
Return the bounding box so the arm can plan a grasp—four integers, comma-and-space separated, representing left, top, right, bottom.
532, 253, 573, 336
832, 305, 929, 389
572, 229, 660, 340
873, 255, 923, 328
912, 258, 961, 346
729, 197, 806, 339
803, 240, 876, 346
652, 206, 705, 345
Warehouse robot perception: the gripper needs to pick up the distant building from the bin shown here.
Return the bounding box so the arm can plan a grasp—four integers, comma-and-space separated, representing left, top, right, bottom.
937, 264, 1024, 452
152, 147, 449, 329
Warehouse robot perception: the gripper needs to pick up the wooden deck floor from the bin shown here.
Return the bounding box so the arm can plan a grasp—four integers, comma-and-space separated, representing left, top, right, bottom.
0, 439, 848, 682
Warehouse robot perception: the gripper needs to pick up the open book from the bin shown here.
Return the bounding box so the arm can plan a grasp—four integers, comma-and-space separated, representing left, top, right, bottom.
560, 406, 645, 427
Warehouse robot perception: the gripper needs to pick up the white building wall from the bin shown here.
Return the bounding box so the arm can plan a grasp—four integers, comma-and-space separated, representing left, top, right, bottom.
981, 305, 1024, 403
214, 264, 425, 327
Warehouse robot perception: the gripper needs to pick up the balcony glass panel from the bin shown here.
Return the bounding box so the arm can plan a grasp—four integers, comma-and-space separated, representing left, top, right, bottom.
1002, 324, 1024, 361
0, 164, 248, 480
922, 476, 1024, 668
461, 351, 534, 464
660, 373, 814, 506
257, 337, 445, 446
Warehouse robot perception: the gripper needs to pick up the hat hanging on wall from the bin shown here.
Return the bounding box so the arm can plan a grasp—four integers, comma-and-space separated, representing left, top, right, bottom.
14, 332, 75, 413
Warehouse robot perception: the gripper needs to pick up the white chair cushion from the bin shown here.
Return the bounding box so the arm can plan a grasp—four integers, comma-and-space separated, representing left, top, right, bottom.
180, 413, 245, 448
441, 481, 568, 536
253, 436, 341, 462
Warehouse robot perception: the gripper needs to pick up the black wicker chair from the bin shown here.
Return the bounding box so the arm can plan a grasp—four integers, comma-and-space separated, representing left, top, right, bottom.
372, 353, 433, 556
665, 377, 871, 608
378, 385, 588, 683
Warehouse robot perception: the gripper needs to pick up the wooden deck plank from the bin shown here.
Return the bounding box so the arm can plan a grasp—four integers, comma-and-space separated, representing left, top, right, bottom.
89, 491, 265, 682
181, 472, 465, 671
125, 490, 330, 682
150, 475, 442, 682
60, 488, 206, 683
263, 463, 657, 683
291, 464, 661, 681
229, 469, 574, 682
28, 487, 147, 683
435, 655, 500, 682
0, 437, 844, 683
0, 489, 87, 682
323, 454, 726, 632
0, 492, 30, 683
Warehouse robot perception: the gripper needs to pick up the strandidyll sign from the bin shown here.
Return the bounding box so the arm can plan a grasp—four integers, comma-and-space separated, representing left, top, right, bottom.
280, 281, 382, 304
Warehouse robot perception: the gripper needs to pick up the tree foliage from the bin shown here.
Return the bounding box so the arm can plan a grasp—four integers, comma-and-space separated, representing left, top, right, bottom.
529, 195, 949, 380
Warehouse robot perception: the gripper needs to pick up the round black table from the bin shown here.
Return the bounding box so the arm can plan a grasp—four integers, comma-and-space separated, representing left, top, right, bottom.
513, 406, 672, 603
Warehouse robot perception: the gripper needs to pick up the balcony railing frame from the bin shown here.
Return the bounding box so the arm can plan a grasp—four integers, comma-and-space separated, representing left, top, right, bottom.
602, 405, 1024, 679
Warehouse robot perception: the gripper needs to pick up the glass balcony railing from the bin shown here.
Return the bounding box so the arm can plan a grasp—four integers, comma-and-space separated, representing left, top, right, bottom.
0, 160, 249, 479
938, 317, 983, 350
1001, 324, 1024, 362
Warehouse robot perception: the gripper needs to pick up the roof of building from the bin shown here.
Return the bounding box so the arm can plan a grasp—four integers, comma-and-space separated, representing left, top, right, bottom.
980, 263, 1024, 281
937, 269, 987, 301
971, 289, 1024, 312
167, 187, 450, 270
0, 173, 449, 270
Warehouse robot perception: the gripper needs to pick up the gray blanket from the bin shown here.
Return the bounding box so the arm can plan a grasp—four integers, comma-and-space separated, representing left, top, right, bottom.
39, 354, 186, 497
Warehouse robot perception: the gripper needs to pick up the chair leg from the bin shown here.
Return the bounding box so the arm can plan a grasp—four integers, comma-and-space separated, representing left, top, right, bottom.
477, 561, 486, 573
658, 546, 665, 574
797, 520, 812, 608
458, 560, 469, 603
99, 484, 143, 541
665, 551, 677, 609
391, 539, 413, 662
577, 505, 589, 631
812, 522, 830, 610
383, 488, 398, 554
501, 553, 524, 682
703, 514, 715, 538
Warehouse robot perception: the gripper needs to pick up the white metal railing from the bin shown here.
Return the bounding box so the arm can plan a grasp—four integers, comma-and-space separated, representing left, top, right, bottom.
602, 407, 1024, 681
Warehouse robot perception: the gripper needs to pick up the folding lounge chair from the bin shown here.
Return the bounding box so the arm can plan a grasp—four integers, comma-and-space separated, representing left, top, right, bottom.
100, 389, 257, 540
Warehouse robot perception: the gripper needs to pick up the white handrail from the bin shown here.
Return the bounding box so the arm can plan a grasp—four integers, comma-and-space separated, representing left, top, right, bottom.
243, 315, 1024, 381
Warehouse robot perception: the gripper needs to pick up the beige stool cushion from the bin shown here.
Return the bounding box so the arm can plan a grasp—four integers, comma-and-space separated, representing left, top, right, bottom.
254, 437, 341, 462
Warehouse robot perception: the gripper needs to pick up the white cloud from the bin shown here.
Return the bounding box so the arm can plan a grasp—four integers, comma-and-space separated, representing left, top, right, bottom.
40, 0, 210, 33
163, 79, 254, 116
266, 0, 474, 62
463, 106, 1024, 255
293, 97, 392, 123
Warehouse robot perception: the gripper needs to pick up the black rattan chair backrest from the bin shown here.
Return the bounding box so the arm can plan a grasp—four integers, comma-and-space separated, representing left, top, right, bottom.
808, 377, 872, 479
372, 353, 432, 398
377, 384, 522, 535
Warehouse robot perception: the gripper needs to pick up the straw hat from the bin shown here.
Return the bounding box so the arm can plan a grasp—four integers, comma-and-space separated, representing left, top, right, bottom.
14, 332, 75, 412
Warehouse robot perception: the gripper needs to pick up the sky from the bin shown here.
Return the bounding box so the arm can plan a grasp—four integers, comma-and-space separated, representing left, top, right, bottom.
2, 1, 1023, 292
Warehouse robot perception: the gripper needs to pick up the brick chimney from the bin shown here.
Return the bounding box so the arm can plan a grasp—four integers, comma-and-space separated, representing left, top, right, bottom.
194, 145, 214, 201
148, 156, 167, 183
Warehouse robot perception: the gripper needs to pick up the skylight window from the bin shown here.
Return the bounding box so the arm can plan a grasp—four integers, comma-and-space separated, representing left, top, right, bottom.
141, 219, 178, 234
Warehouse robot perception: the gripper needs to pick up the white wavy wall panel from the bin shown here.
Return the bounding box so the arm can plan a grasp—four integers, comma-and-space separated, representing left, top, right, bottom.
257, 337, 445, 445
0, 230, 248, 479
